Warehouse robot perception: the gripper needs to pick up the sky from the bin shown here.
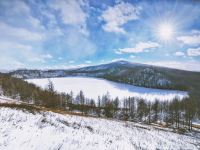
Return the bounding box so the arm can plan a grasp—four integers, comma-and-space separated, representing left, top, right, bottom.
0, 0, 200, 71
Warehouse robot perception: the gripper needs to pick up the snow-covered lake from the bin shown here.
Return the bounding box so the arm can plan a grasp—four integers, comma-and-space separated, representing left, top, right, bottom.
26, 77, 188, 102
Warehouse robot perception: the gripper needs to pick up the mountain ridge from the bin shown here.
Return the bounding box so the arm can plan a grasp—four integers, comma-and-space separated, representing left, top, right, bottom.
6, 60, 200, 74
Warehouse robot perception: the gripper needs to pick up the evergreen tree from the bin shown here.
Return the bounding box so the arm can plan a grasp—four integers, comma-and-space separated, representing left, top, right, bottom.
153, 100, 159, 122
113, 97, 119, 115
137, 99, 148, 122
97, 96, 101, 117
46, 79, 54, 92
79, 90, 85, 114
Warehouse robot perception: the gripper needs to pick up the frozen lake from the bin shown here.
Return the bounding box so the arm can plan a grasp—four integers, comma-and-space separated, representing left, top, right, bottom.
26, 77, 188, 102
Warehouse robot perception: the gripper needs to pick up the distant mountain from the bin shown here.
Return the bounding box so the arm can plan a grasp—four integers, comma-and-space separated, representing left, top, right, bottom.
8, 61, 200, 93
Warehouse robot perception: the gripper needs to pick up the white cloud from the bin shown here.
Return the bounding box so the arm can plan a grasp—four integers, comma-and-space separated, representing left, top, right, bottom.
0, 41, 32, 51
41, 10, 60, 33
27, 16, 44, 31
174, 51, 185, 56
116, 41, 160, 54
0, 22, 45, 41
191, 30, 200, 34
0, 58, 25, 70
187, 47, 200, 56
101, 2, 141, 34
51, 0, 88, 35
0, 41, 42, 69
9, 0, 31, 15
1, 0, 45, 32
177, 31, 200, 45
0, 0, 96, 69
145, 60, 200, 72
0, 40, 57, 69
43, 1, 95, 60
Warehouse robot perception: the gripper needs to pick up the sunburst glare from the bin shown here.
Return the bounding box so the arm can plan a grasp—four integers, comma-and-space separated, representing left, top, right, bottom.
156, 21, 175, 42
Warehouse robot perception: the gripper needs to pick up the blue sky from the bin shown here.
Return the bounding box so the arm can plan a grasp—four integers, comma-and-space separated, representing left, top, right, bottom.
0, 0, 200, 71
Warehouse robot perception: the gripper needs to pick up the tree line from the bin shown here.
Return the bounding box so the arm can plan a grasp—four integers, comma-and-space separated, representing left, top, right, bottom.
63, 90, 199, 131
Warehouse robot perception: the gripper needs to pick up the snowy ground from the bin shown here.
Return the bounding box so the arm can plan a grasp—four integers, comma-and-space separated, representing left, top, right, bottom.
0, 107, 199, 150
26, 77, 188, 102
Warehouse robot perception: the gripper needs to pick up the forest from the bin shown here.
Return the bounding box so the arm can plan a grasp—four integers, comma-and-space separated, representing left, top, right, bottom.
0, 73, 199, 132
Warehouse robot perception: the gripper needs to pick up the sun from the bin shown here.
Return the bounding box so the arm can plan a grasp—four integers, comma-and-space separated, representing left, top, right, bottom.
157, 22, 174, 41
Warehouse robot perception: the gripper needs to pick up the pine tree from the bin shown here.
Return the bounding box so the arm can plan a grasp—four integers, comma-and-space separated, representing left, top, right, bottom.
79, 90, 85, 114
113, 97, 119, 115
46, 79, 54, 92
137, 99, 148, 122
97, 96, 101, 117
147, 101, 152, 124
153, 100, 159, 123
130, 97, 135, 120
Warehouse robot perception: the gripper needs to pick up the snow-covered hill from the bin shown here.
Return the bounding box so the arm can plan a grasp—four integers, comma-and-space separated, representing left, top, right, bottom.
0, 107, 199, 150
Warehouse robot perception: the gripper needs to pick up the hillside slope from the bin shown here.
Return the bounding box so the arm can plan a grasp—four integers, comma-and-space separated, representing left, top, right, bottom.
9, 61, 200, 93
0, 106, 199, 150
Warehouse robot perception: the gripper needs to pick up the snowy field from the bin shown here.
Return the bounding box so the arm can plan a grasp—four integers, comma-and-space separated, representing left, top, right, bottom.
0, 107, 199, 150
26, 77, 187, 102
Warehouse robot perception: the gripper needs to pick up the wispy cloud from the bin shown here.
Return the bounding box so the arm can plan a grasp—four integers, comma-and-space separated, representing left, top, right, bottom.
0, 41, 32, 51
50, 0, 89, 35
116, 41, 160, 54
101, 2, 141, 34
187, 47, 200, 56
0, 41, 47, 69
177, 30, 200, 45
0, 0, 199, 71
174, 51, 185, 56
0, 22, 45, 41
